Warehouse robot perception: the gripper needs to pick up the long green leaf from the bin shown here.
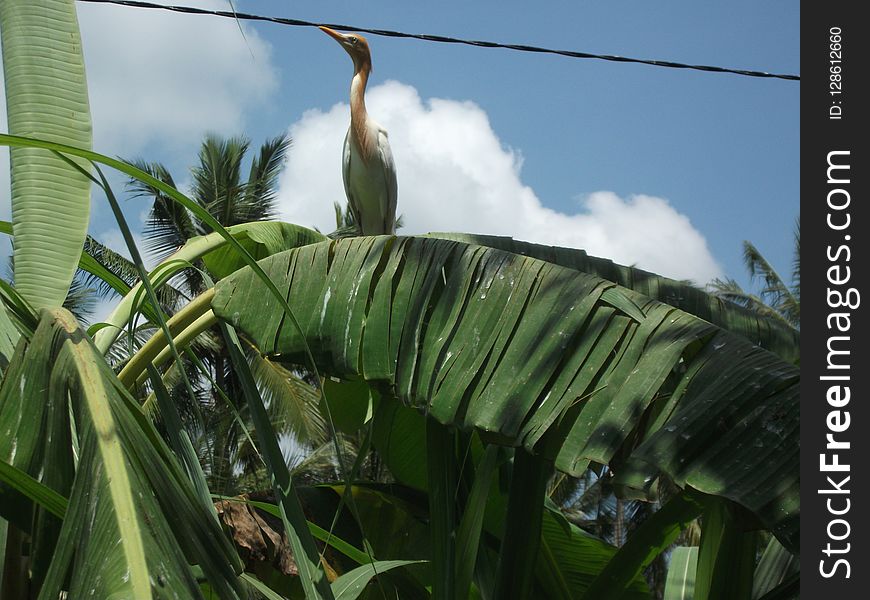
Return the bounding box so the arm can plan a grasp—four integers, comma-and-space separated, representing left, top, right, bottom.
427, 233, 799, 363
0, 134, 325, 365
663, 547, 698, 600
694, 498, 756, 600
754, 572, 798, 600
1, 0, 92, 310
331, 560, 425, 600
752, 537, 796, 599
92, 221, 324, 354
533, 509, 650, 600
427, 421, 457, 600
0, 297, 19, 380
582, 491, 704, 600
0, 459, 68, 519
221, 323, 335, 600
240, 572, 288, 600
89, 162, 214, 514
0, 309, 245, 599
211, 236, 800, 551
493, 450, 551, 599
455, 444, 499, 599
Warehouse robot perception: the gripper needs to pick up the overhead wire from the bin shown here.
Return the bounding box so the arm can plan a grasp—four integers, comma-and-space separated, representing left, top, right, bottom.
77, 0, 799, 82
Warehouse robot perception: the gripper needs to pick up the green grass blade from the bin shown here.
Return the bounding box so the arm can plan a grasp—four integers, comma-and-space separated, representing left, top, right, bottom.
0, 296, 20, 378
752, 537, 796, 599
332, 560, 426, 600
0, 279, 38, 339
240, 572, 288, 599
146, 364, 214, 511
754, 572, 798, 600
92, 221, 324, 355
0, 135, 327, 393
92, 164, 215, 501
221, 323, 335, 600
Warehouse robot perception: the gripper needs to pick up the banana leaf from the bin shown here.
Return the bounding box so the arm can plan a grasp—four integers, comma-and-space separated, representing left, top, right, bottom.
427, 233, 799, 363
0, 0, 92, 311
212, 236, 799, 552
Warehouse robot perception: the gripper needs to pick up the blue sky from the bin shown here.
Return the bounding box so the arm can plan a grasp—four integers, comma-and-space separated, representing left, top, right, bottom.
1, 1, 799, 299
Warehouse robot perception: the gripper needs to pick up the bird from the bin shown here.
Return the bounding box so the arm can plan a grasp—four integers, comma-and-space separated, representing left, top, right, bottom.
320, 26, 398, 236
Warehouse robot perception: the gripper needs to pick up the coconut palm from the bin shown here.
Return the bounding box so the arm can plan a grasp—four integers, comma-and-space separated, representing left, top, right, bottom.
122, 133, 327, 494
709, 221, 800, 330
129, 133, 290, 294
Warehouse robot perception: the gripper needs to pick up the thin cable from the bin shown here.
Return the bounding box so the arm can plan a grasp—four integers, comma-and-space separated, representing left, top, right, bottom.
78, 0, 799, 81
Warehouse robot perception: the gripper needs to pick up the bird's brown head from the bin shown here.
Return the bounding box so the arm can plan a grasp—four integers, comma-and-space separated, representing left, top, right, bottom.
319, 27, 372, 72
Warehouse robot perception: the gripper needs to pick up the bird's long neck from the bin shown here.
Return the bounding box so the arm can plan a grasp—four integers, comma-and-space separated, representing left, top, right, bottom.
350, 64, 373, 161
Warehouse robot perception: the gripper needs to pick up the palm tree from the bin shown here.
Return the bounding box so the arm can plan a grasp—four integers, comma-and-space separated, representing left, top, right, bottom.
130, 134, 289, 293
123, 133, 327, 494
709, 221, 800, 330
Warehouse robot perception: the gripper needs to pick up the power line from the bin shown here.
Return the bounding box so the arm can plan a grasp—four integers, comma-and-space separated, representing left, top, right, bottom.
77, 0, 800, 82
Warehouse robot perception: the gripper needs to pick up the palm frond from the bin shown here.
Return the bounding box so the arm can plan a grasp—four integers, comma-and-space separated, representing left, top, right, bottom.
289, 436, 358, 482
242, 134, 291, 222
246, 345, 327, 446
80, 235, 139, 299
126, 159, 198, 261
790, 220, 800, 320
707, 277, 793, 327
62, 277, 96, 323
742, 241, 796, 311
193, 134, 250, 227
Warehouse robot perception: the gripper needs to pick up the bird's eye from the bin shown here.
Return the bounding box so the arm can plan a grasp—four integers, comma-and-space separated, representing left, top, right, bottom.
348, 36, 358, 45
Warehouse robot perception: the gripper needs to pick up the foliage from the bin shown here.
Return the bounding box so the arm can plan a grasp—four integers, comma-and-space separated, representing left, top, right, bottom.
709, 221, 800, 331
0, 2, 800, 598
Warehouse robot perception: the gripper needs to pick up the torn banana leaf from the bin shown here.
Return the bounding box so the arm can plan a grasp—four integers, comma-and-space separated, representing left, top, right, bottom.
211, 236, 799, 552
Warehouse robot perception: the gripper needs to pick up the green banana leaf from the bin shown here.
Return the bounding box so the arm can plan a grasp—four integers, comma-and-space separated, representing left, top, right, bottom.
0, 309, 245, 599
211, 236, 799, 552
427, 233, 799, 363
1, 0, 93, 311
93, 221, 325, 354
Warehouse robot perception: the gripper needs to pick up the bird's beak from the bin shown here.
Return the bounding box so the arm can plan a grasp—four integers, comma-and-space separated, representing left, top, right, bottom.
319, 26, 349, 47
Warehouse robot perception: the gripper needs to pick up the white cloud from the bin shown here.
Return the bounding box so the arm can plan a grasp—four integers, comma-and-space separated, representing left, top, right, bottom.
276, 81, 722, 283
76, 0, 278, 155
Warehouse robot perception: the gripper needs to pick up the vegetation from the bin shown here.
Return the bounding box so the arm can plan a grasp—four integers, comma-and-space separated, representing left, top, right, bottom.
1, 2, 799, 599
709, 222, 800, 332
